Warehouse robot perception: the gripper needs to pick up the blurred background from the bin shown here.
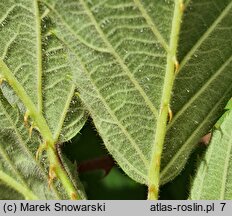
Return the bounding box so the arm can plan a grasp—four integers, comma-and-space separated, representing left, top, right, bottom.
63, 119, 207, 200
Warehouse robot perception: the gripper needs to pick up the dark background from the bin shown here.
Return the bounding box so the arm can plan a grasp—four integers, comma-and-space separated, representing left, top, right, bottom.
63, 119, 207, 200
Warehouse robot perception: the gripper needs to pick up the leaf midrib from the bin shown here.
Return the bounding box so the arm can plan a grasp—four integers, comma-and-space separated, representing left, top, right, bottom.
160, 1, 232, 182
48, 0, 182, 191
160, 85, 232, 182
147, 0, 183, 199
167, 54, 232, 131
0, 98, 61, 199
1, 1, 86, 198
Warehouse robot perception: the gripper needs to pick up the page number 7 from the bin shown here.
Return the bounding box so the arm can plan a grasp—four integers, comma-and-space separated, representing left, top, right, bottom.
220, 203, 226, 211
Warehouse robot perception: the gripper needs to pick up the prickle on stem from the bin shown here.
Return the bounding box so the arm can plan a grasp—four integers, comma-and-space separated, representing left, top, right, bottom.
48, 165, 57, 188
174, 57, 179, 74
71, 192, 78, 200
24, 110, 30, 127
180, 2, 185, 12
0, 76, 6, 85
168, 105, 173, 123
148, 184, 158, 200
35, 141, 48, 161
75, 92, 80, 98
29, 122, 35, 138
28, 122, 40, 138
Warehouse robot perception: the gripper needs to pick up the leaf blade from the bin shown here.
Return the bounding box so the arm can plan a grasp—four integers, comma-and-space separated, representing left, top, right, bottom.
0, 92, 61, 199
160, 0, 232, 184
0, 0, 87, 199
44, 0, 177, 190
0, 0, 87, 142
190, 109, 232, 199
45, 0, 232, 197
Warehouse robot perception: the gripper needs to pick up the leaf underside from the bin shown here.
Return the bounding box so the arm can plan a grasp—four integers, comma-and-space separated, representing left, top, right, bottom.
0, 93, 62, 199
190, 109, 232, 199
46, 0, 232, 186
0, 0, 232, 200
161, 0, 232, 184
0, 0, 87, 199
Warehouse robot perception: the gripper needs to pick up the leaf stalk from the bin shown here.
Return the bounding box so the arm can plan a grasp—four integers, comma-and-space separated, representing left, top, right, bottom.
0, 59, 80, 200
147, 0, 184, 200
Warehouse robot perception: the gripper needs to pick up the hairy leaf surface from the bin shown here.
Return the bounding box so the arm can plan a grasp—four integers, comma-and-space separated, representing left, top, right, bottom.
0, 93, 64, 199
161, 0, 232, 183
0, 0, 86, 142
45, 0, 232, 189
45, 0, 176, 185
0, 0, 87, 199
190, 108, 232, 199
215, 99, 232, 128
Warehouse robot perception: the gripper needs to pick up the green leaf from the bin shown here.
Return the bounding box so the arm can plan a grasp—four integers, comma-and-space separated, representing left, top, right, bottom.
225, 99, 232, 110
45, 0, 232, 199
215, 98, 232, 128
0, 93, 62, 199
190, 109, 232, 199
0, 182, 24, 199
0, 0, 87, 199
44, 0, 182, 200
0, 1, 86, 142
160, 0, 232, 184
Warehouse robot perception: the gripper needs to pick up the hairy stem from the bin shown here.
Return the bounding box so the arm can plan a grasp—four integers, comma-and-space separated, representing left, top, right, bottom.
147, 0, 183, 200
0, 59, 53, 144
0, 59, 80, 200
